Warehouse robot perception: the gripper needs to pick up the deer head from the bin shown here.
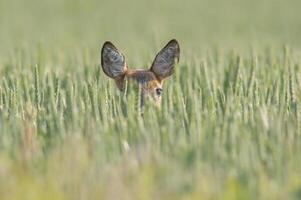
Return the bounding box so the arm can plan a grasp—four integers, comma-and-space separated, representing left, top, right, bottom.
101, 39, 180, 110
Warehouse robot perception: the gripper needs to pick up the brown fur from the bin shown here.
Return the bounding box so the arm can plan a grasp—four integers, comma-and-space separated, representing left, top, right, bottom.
116, 69, 162, 91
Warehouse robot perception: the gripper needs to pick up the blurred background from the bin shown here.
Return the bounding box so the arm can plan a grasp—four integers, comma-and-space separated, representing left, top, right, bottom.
1, 0, 301, 62
1, 1, 301, 199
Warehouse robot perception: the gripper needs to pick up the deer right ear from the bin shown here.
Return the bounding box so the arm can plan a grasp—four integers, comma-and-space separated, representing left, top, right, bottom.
150, 39, 180, 80
101, 41, 127, 79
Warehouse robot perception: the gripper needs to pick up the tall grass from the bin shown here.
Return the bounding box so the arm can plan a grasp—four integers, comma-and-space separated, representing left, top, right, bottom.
0, 46, 301, 199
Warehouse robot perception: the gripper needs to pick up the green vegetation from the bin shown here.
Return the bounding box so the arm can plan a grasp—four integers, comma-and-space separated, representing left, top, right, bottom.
1, 0, 301, 199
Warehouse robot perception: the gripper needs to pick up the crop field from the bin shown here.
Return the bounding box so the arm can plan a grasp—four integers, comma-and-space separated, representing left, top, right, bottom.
1, 0, 301, 199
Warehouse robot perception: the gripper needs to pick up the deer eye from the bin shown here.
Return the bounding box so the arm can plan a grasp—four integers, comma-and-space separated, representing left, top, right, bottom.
155, 88, 163, 96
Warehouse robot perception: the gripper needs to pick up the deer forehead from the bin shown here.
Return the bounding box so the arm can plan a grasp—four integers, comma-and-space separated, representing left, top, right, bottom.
126, 69, 162, 89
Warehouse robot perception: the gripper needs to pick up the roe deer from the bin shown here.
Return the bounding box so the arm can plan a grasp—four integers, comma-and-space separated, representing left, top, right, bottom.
101, 39, 180, 111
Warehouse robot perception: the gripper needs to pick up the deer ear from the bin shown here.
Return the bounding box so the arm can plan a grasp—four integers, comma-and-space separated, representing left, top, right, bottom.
150, 39, 180, 80
101, 41, 127, 79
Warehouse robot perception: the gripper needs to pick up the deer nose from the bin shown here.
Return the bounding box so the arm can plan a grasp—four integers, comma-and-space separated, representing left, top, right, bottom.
156, 88, 163, 96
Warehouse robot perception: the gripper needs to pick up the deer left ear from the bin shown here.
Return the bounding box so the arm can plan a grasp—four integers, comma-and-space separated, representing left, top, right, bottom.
150, 39, 180, 80
101, 41, 128, 79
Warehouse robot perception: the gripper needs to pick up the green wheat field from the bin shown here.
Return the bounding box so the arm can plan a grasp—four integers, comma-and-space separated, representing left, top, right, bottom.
1, 0, 301, 199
